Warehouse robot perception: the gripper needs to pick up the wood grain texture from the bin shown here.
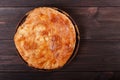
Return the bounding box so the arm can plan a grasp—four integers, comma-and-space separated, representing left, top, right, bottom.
1, 0, 120, 79
0, 0, 120, 7
0, 72, 114, 80
1, 7, 120, 40
0, 7, 120, 72
0, 72, 99, 80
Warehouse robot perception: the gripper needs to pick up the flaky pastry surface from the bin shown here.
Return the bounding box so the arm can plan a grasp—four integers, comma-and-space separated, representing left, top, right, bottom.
14, 7, 76, 69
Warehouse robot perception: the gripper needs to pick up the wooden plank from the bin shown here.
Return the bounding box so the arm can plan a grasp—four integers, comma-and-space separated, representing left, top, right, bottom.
1, 40, 120, 71
113, 72, 120, 80
0, 72, 99, 80
0, 0, 120, 7
0, 72, 114, 80
1, 7, 120, 40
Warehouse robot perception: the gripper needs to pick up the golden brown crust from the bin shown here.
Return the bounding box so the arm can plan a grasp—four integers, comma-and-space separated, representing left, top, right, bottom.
14, 7, 76, 69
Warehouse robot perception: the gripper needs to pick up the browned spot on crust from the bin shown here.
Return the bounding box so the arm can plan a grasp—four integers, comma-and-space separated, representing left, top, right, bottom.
65, 42, 73, 53
41, 30, 48, 36
50, 13, 69, 25
24, 40, 38, 50
50, 35, 62, 52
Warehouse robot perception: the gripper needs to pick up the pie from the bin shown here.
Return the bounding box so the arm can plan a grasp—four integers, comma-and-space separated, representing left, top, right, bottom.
14, 7, 76, 69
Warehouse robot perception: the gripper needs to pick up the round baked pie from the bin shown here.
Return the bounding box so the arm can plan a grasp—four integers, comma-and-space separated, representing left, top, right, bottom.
14, 7, 78, 70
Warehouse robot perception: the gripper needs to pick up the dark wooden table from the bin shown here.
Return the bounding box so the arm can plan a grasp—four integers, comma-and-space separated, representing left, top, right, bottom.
2, 0, 120, 80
